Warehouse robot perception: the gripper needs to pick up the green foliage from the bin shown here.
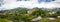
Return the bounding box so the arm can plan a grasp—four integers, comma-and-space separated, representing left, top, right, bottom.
0, 7, 60, 22
31, 7, 43, 17
49, 14, 59, 17
18, 14, 32, 22
31, 7, 48, 17
40, 19, 50, 22
0, 18, 12, 22
55, 18, 60, 22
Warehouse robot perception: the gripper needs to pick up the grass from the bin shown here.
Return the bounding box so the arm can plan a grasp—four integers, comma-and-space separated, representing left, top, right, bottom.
0, 18, 13, 22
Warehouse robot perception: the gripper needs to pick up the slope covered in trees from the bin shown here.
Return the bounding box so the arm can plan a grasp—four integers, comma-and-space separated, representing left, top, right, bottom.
0, 7, 60, 22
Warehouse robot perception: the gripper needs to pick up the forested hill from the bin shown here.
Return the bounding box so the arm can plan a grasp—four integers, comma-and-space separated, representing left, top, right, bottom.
0, 7, 60, 13
0, 7, 60, 22
0, 7, 29, 13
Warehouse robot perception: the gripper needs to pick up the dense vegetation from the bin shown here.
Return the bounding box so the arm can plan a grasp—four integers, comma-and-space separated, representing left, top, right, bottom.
0, 7, 60, 22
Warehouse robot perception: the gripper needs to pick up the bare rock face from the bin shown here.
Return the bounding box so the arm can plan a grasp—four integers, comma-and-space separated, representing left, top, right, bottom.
57, 16, 60, 18
48, 18, 55, 20
32, 16, 42, 22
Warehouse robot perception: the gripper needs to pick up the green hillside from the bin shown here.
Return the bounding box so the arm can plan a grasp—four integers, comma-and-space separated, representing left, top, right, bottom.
0, 7, 60, 22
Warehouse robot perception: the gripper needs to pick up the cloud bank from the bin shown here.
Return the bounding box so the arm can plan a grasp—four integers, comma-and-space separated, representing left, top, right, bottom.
0, 0, 60, 10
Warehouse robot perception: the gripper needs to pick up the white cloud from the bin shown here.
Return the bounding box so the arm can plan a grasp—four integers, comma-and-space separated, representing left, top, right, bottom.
55, 0, 60, 2
0, 0, 60, 10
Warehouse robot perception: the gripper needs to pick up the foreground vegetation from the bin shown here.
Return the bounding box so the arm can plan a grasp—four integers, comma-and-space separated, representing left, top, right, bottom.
0, 7, 60, 22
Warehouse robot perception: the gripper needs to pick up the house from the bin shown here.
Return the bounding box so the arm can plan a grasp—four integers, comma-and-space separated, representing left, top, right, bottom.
27, 10, 33, 14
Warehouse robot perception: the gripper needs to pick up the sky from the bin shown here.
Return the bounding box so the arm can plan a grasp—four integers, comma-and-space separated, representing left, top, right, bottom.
0, 0, 60, 10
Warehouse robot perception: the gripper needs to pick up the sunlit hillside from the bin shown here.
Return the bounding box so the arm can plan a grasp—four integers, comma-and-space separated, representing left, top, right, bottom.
0, 7, 60, 22
0, 0, 60, 22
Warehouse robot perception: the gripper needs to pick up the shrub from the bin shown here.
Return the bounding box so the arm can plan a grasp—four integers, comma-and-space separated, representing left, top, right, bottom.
55, 18, 60, 22
0, 18, 12, 22
39, 19, 50, 22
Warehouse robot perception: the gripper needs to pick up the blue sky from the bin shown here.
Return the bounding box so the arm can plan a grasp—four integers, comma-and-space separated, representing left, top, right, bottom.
38, 0, 54, 3
0, 0, 60, 10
